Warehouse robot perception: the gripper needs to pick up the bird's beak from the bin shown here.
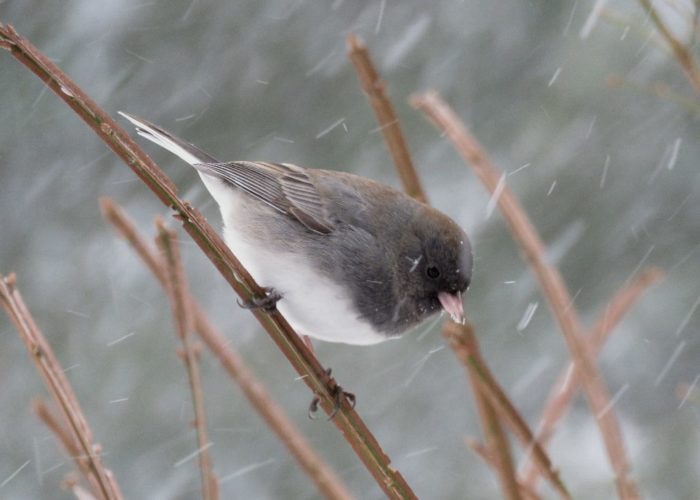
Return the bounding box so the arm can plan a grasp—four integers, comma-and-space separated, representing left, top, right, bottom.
438, 291, 465, 324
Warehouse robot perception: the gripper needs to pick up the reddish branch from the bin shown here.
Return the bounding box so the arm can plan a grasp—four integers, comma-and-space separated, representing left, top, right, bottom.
464, 438, 540, 500
444, 321, 522, 500
443, 322, 570, 499
156, 221, 219, 500
0, 23, 414, 499
0, 275, 122, 500
522, 268, 664, 489
347, 35, 428, 204
412, 91, 639, 499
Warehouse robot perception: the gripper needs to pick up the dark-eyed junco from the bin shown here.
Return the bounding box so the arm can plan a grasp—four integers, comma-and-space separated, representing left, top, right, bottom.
119, 112, 473, 345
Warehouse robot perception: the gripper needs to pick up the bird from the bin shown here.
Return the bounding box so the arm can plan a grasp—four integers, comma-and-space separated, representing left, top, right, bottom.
119, 112, 473, 346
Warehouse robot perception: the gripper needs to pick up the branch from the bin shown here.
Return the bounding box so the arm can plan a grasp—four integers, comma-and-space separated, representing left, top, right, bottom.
155, 221, 219, 500
637, 0, 700, 94
63, 479, 99, 500
465, 437, 540, 500
100, 198, 353, 500
346, 35, 428, 204
0, 23, 413, 498
443, 322, 570, 499
0, 275, 122, 500
451, 323, 522, 500
412, 91, 639, 499
522, 267, 664, 489
33, 400, 100, 497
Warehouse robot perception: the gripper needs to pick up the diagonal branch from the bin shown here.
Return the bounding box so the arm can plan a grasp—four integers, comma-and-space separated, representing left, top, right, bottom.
465, 437, 540, 500
347, 34, 428, 204
522, 267, 664, 489
445, 321, 522, 500
0, 23, 414, 499
412, 91, 638, 499
443, 322, 570, 499
0, 275, 122, 500
33, 399, 100, 496
637, 0, 700, 94
100, 198, 353, 500
155, 220, 219, 500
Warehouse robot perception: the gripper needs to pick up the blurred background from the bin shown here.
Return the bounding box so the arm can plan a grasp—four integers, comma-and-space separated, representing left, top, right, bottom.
1, 1, 698, 498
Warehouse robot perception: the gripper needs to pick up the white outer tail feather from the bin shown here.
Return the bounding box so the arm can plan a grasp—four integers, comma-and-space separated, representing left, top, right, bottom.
119, 111, 238, 217
117, 111, 203, 165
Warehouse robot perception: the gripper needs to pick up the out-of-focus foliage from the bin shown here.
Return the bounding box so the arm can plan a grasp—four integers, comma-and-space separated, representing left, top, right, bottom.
0, 1, 698, 498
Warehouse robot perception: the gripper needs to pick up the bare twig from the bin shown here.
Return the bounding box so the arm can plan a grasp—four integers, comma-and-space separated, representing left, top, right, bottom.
155, 221, 218, 500
346, 34, 428, 204
0, 23, 414, 498
100, 198, 354, 500
413, 91, 639, 499
522, 267, 664, 489
637, 0, 700, 94
465, 438, 540, 500
449, 322, 522, 500
33, 399, 100, 496
0, 275, 122, 500
443, 322, 570, 499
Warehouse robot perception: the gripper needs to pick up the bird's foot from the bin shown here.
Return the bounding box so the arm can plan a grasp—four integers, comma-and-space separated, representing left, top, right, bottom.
308, 369, 356, 420
237, 287, 282, 313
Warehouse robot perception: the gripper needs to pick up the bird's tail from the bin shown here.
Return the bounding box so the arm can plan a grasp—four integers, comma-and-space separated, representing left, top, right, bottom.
118, 112, 220, 165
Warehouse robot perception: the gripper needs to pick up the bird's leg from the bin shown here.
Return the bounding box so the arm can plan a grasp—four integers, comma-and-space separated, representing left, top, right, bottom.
308, 368, 356, 420
237, 287, 282, 313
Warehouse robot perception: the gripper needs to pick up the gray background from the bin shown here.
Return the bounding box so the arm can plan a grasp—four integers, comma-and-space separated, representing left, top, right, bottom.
1, 1, 698, 498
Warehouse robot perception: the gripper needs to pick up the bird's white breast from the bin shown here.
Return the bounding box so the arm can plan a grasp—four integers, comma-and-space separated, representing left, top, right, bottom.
207, 176, 389, 345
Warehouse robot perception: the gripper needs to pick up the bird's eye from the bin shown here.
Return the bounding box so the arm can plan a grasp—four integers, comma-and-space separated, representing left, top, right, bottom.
426, 266, 440, 279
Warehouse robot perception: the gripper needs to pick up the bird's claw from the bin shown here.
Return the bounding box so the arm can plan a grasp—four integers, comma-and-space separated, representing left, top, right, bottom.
237, 288, 282, 313
308, 369, 356, 420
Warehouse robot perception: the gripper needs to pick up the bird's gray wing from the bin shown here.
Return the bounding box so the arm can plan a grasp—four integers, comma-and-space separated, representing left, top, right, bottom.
192, 161, 335, 235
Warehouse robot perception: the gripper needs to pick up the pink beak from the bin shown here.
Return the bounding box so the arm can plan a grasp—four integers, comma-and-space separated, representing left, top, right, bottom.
438, 291, 465, 324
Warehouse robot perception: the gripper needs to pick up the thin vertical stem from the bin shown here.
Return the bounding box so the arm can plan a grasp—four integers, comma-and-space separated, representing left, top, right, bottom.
347, 34, 428, 203
155, 221, 218, 500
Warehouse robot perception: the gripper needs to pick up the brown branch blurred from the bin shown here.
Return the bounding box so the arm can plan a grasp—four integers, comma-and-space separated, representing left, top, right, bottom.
637, 0, 700, 94
443, 322, 570, 499
0, 23, 413, 498
446, 321, 521, 500
465, 438, 540, 500
346, 34, 428, 204
100, 198, 354, 500
412, 91, 639, 499
155, 221, 219, 500
522, 267, 664, 489
33, 399, 105, 498
0, 275, 122, 500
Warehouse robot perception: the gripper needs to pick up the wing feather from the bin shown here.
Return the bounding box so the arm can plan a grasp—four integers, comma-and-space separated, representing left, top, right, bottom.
192, 161, 334, 234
